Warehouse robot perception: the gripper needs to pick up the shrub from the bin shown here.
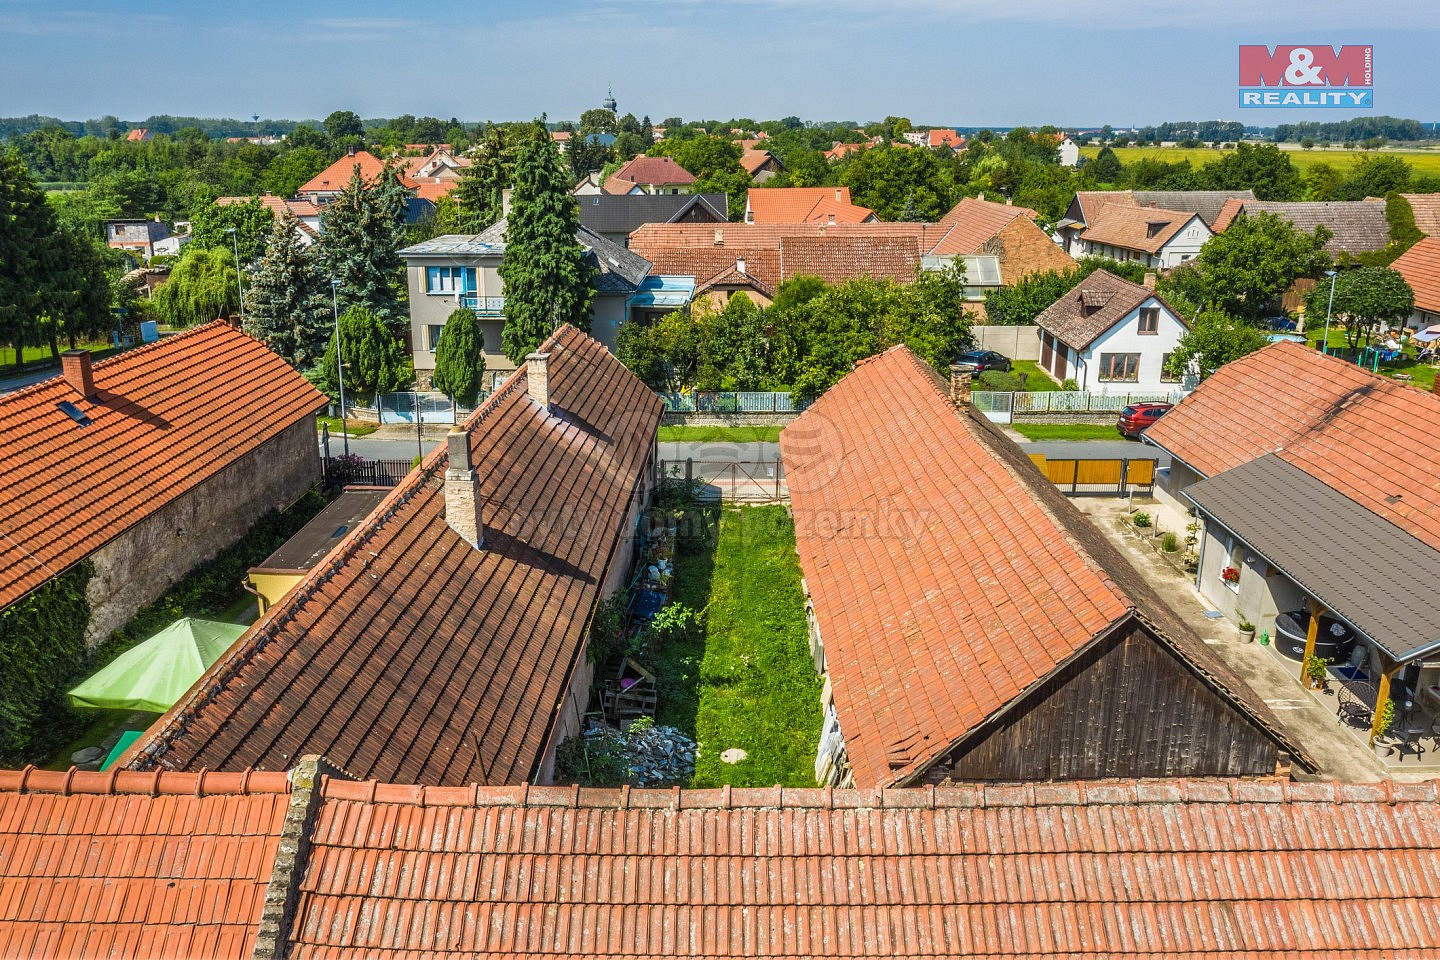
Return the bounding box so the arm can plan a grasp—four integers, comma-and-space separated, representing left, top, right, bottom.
1061, 377, 1079, 391
0, 563, 93, 765
649, 603, 702, 648
978, 369, 1022, 391
1132, 512, 1152, 528
586, 594, 630, 667
1160, 531, 1178, 552
554, 728, 627, 786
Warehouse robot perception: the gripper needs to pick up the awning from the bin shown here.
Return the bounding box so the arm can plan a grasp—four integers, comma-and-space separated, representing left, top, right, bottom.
69, 618, 247, 713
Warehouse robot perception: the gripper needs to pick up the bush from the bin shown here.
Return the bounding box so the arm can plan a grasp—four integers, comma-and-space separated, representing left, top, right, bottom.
1160, 531, 1178, 552
586, 594, 629, 667
1061, 378, 1079, 391
978, 369, 1022, 391
554, 728, 627, 786
0, 563, 93, 765
649, 602, 701, 648
1132, 512, 1152, 528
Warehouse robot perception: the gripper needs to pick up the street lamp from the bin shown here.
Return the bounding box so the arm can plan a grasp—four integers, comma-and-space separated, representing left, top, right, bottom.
1322, 269, 1338, 356
331, 279, 350, 458
225, 227, 246, 325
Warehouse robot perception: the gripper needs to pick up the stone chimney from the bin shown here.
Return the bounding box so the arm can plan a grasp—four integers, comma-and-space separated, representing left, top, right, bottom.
1142, 272, 1157, 290
61, 350, 95, 399
1432, 375, 1440, 398
949, 364, 972, 407
736, 256, 747, 275
444, 429, 484, 550
526, 352, 551, 411
501, 187, 513, 219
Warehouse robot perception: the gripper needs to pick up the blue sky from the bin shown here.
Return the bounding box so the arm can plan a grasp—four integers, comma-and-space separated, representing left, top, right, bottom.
0, 0, 1434, 126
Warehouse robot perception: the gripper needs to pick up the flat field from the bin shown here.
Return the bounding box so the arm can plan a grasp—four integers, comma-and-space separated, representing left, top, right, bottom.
1081, 145, 1440, 176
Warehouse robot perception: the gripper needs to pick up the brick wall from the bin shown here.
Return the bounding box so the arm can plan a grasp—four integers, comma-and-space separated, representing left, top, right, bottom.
84, 417, 321, 646
988, 217, 1076, 281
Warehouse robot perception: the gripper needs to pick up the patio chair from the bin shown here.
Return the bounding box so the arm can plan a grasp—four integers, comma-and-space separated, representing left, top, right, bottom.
1336, 681, 1374, 729
1374, 732, 1426, 763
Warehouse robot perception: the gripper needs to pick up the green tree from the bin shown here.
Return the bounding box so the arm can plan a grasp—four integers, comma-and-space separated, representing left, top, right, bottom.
453, 123, 512, 233
38, 222, 112, 356
1164, 309, 1271, 379
840, 144, 956, 221
1089, 146, 1123, 183
1302, 161, 1344, 201
578, 109, 619, 136
323, 110, 364, 143
318, 167, 406, 333
1192, 212, 1331, 318
262, 146, 331, 196
189, 192, 274, 264
1305, 267, 1415, 349
243, 212, 331, 367
1200, 143, 1302, 200
1334, 154, 1413, 201
499, 124, 595, 363
650, 135, 749, 219
0, 148, 57, 369
152, 246, 239, 327
316, 304, 412, 402
431, 307, 486, 404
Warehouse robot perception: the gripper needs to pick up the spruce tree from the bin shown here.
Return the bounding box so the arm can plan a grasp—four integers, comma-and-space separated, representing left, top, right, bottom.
319, 168, 405, 335
39, 223, 111, 356
499, 123, 595, 364
453, 124, 511, 234
0, 149, 58, 370
244, 212, 332, 368
431, 307, 486, 405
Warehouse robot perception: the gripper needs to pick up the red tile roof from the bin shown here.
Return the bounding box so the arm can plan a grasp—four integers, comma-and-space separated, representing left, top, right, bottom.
127, 326, 663, 785
0, 766, 289, 960
636, 229, 922, 290
413, 178, 459, 202
1211, 196, 1247, 232
739, 148, 779, 175
927, 128, 965, 149
1393, 235, 1440, 315
1078, 203, 1201, 254
746, 187, 875, 224
216, 194, 321, 218
603, 155, 696, 194
286, 776, 1440, 958
1146, 341, 1440, 551
297, 150, 418, 194
630, 221, 936, 251
0, 322, 327, 611
928, 196, 1035, 255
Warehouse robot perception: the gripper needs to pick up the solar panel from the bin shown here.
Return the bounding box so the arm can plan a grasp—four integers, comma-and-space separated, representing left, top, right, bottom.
57, 401, 91, 426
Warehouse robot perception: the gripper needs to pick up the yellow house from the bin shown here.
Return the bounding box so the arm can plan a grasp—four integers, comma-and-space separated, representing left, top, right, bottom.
246, 488, 388, 613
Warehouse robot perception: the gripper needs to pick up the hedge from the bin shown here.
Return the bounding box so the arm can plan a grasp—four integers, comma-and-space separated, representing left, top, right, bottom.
0, 563, 93, 766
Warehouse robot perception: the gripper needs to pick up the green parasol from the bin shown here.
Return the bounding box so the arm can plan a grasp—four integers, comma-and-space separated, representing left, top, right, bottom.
68, 618, 246, 713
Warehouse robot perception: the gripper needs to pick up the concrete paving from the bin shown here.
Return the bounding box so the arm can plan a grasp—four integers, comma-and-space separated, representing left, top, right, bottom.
1071, 496, 1394, 783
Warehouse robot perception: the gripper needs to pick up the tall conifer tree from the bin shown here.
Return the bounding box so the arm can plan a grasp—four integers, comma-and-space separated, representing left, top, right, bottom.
244, 212, 332, 368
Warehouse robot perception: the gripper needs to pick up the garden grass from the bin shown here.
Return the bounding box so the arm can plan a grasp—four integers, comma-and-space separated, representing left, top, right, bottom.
654, 505, 820, 787
1080, 144, 1440, 176
0, 341, 110, 368
1012, 422, 1123, 442
1011, 360, 1061, 392
658, 425, 783, 443
316, 415, 378, 437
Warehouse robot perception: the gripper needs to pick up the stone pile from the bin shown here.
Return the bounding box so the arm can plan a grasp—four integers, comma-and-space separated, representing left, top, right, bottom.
623, 723, 697, 786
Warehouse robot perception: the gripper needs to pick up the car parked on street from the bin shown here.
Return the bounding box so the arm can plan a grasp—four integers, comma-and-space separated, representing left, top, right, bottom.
953, 350, 1012, 374
1117, 402, 1173, 439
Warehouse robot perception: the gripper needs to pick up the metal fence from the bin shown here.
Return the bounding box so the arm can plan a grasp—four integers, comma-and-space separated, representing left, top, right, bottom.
324, 456, 414, 487
658, 391, 808, 414
659, 458, 786, 502
972, 389, 1187, 423
376, 391, 484, 425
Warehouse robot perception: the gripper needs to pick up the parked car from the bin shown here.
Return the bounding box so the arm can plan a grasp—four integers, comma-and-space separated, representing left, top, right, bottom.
953, 350, 1012, 374
1117, 402, 1173, 439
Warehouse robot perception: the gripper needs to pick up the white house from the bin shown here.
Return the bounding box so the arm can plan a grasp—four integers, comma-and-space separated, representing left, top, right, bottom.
1032, 269, 1189, 392
1058, 136, 1081, 167
1069, 203, 1211, 268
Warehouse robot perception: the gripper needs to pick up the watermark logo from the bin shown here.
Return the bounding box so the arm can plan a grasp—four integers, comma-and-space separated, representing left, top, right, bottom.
1238, 45, 1373, 108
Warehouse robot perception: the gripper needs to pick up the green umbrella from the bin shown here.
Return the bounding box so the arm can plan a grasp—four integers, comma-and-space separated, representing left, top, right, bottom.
68, 618, 247, 713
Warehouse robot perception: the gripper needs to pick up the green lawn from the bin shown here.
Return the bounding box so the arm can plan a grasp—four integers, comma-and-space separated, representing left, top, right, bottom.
0, 341, 111, 368
658, 425, 783, 443
654, 505, 820, 787
316, 415, 378, 438
1011, 360, 1061, 391
1081, 144, 1440, 176
1012, 422, 1121, 442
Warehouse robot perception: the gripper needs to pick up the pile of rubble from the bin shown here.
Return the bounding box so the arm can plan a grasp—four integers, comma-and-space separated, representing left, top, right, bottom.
579, 718, 697, 787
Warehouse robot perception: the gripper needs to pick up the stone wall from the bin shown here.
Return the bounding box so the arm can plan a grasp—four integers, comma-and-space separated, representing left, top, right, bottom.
84, 417, 321, 646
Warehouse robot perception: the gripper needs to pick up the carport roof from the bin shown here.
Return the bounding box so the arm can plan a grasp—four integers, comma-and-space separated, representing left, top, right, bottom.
1185, 453, 1440, 662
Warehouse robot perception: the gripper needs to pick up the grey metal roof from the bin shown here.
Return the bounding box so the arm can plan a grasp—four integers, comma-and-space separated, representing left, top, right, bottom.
400, 221, 653, 293
1185, 454, 1440, 662
1238, 201, 1390, 257
576, 193, 727, 236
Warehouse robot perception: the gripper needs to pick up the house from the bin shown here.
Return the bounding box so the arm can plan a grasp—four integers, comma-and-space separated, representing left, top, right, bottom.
823, 138, 879, 161
603, 155, 696, 195
781, 346, 1308, 787
216, 195, 323, 243
0, 323, 326, 644
739, 148, 783, 182
296, 148, 419, 205
123, 329, 662, 787
1067, 202, 1212, 267
125, 127, 152, 142
1144, 344, 1440, 719
10, 763, 1440, 958
1058, 135, 1080, 166
575, 192, 727, 247
927, 128, 965, 150
244, 487, 387, 613
1228, 200, 1391, 259
1032, 269, 1189, 390
927, 196, 1077, 317
1056, 189, 1255, 252
1392, 235, 1440, 328
571, 171, 605, 196
150, 233, 190, 257
398, 147, 471, 181
104, 218, 170, 260
399, 223, 652, 388
744, 186, 877, 224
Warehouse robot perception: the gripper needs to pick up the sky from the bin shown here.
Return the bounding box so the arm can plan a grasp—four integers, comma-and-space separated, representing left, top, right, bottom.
1, 0, 1435, 127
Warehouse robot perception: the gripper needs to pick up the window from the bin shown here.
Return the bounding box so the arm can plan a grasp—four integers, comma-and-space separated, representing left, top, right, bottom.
113, 224, 126, 237
1138, 307, 1159, 335
427, 324, 445, 351
1160, 352, 1180, 382
425, 266, 475, 294
1097, 353, 1140, 382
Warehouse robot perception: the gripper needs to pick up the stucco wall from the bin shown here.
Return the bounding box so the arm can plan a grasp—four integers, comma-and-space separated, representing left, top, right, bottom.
1077, 298, 1187, 392
84, 417, 321, 646
972, 325, 1041, 361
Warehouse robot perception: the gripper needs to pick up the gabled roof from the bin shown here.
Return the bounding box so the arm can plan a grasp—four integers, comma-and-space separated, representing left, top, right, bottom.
1211, 196, 1247, 232
1078, 203, 1204, 254
927, 128, 964, 149
1401, 193, 1440, 237
0, 322, 327, 611
1237, 200, 1390, 256
126, 327, 663, 785
0, 766, 290, 960
602, 155, 696, 194
780, 234, 919, 283
630, 221, 938, 251
636, 228, 922, 291
780, 346, 1296, 787
1391, 235, 1440, 314
1032, 269, 1181, 350
746, 187, 874, 224
216, 194, 320, 218
576, 192, 727, 237
297, 150, 418, 194
928, 196, 1034, 255
1131, 190, 1257, 226
739, 148, 781, 175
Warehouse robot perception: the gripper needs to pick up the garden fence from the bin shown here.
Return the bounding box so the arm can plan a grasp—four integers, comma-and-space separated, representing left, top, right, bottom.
375, 391, 484, 425
658, 457, 786, 503
658, 391, 808, 414
973, 390, 1187, 423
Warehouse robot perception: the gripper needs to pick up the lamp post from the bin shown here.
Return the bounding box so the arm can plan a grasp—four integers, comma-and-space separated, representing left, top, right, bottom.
1322, 269, 1338, 356
331, 279, 350, 458
225, 227, 245, 325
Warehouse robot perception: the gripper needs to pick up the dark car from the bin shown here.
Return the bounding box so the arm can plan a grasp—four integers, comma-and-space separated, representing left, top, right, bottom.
1117, 402, 1173, 439
953, 350, 1011, 374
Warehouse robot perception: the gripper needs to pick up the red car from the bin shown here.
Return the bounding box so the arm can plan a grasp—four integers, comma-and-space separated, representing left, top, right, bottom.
1117, 402, 1173, 439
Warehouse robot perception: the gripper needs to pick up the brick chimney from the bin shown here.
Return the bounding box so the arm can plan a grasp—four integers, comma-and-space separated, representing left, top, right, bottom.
444, 429, 484, 550
949, 364, 972, 407
61, 350, 95, 399
1142, 272, 1157, 290
526, 352, 551, 411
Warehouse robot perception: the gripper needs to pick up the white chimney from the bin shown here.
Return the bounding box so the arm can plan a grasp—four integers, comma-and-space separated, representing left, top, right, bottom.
501, 187, 513, 218
1143, 272, 1157, 290
526, 352, 551, 411
444, 429, 484, 550
736, 256, 747, 275
714, 227, 724, 247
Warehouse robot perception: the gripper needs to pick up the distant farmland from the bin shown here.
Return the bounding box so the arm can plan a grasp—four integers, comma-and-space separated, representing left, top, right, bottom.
1080, 145, 1440, 176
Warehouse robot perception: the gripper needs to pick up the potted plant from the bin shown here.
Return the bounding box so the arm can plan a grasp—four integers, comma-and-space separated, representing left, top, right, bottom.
1237, 619, 1256, 642
1372, 698, 1397, 756
1220, 565, 1240, 587
1304, 654, 1331, 690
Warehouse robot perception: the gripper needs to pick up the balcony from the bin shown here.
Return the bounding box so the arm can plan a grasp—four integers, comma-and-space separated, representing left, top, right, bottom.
458, 293, 505, 318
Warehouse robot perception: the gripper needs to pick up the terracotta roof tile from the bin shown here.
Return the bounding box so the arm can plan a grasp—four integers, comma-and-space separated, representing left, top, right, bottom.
216, 195, 321, 218
1078, 203, 1201, 254
0, 322, 327, 610
603, 155, 696, 194
739, 148, 779, 175
633, 227, 922, 290
284, 775, 1440, 958
928, 196, 1034, 255
1393, 235, 1440, 315
298, 150, 418, 194
1401, 194, 1440, 237
746, 187, 875, 224
127, 326, 663, 786
0, 766, 288, 960
1211, 196, 1247, 232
